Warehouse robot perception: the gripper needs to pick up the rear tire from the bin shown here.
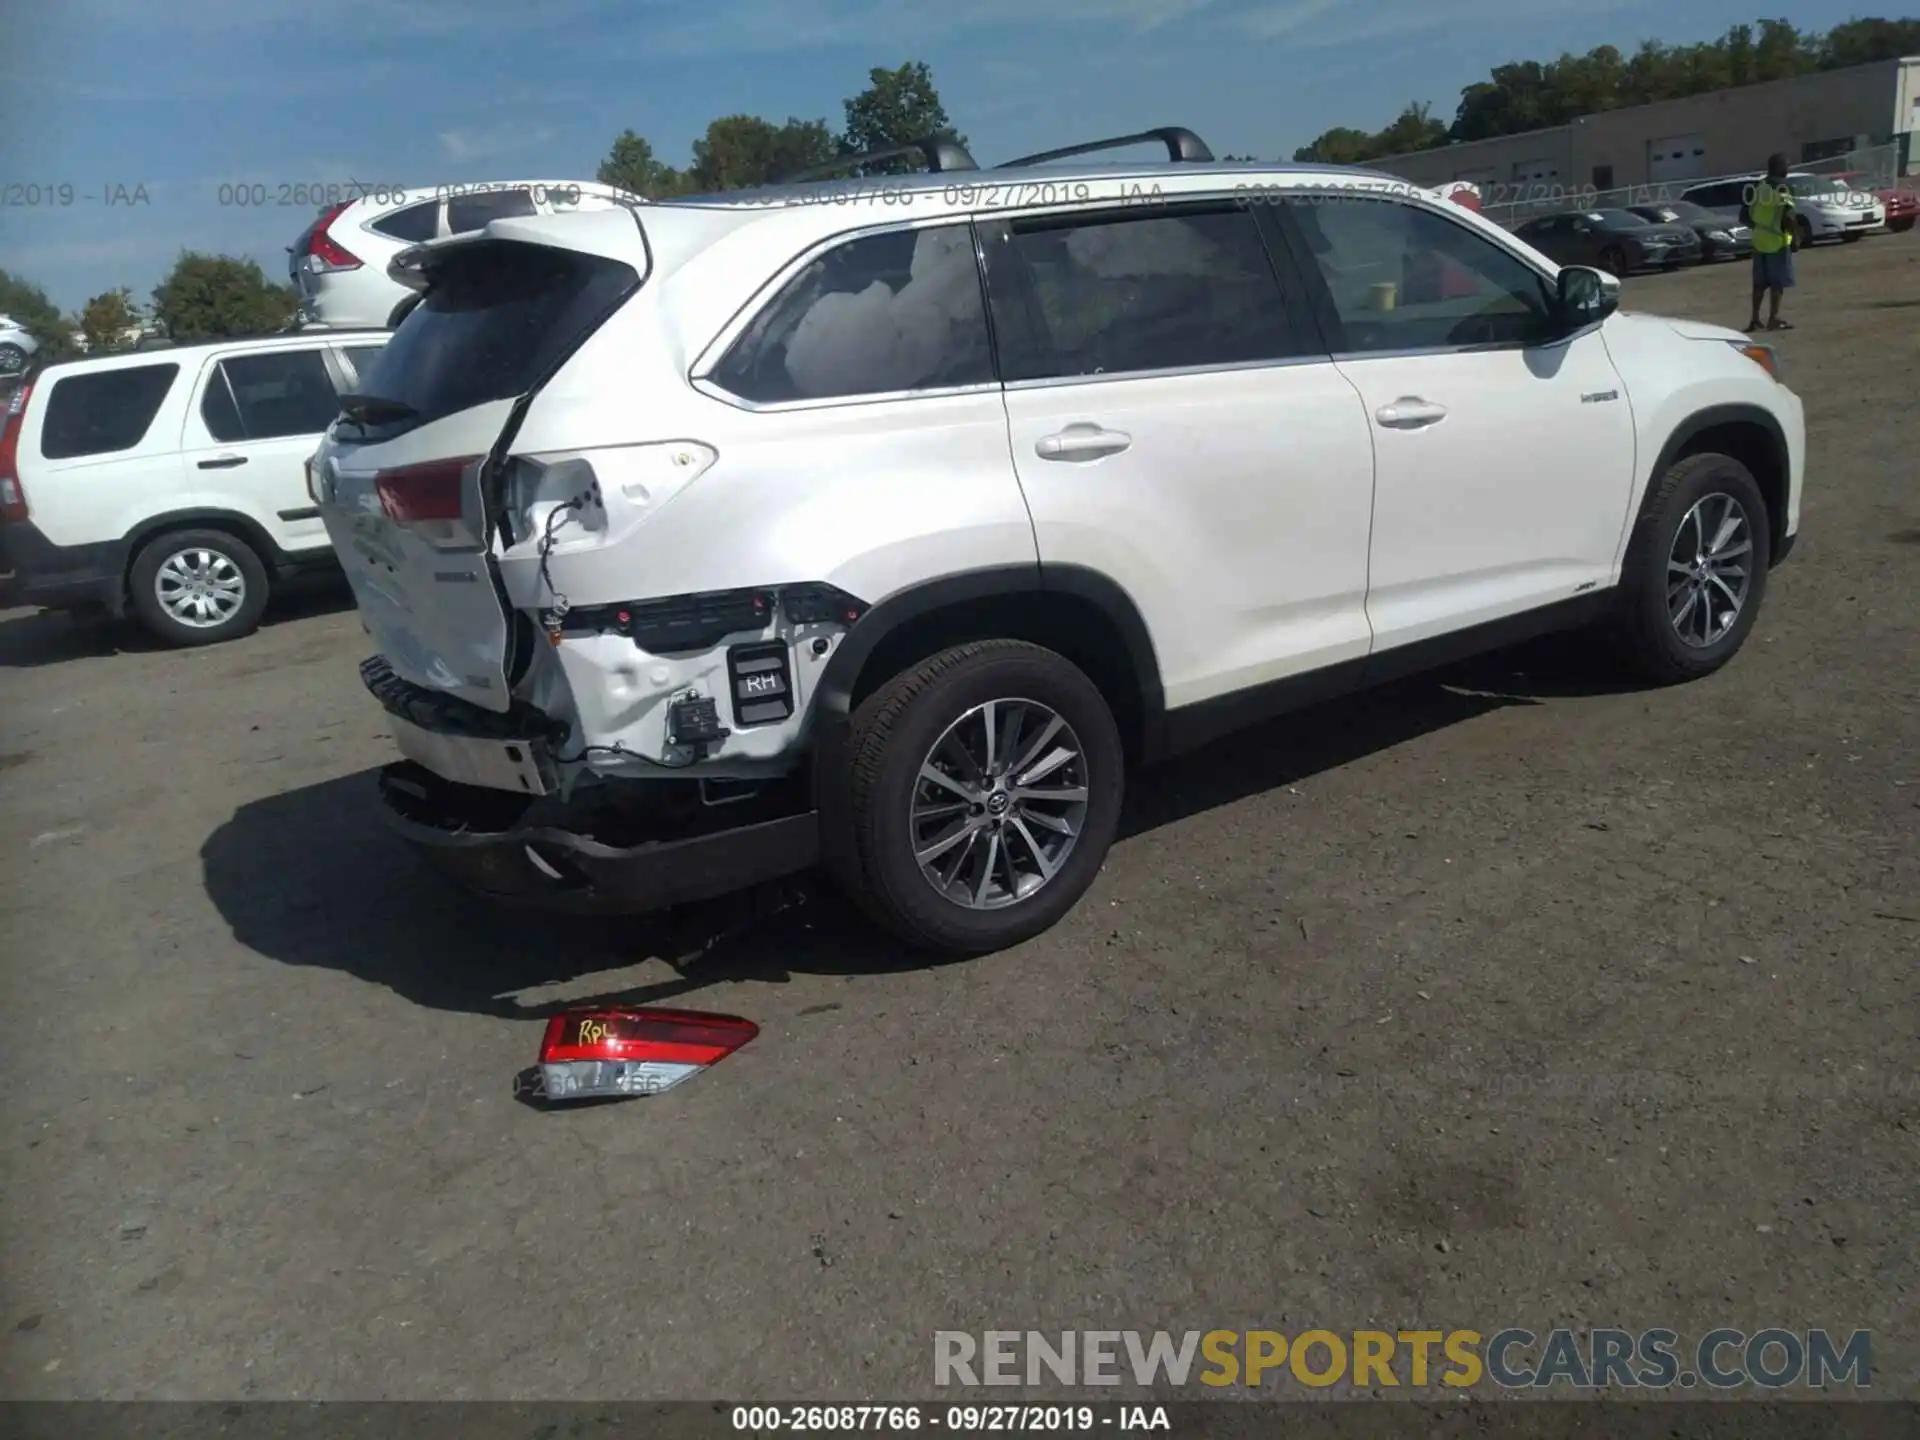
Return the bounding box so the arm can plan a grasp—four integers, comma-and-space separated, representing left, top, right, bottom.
823, 640, 1125, 956
1607, 452, 1771, 685
0, 343, 26, 377
128, 528, 270, 647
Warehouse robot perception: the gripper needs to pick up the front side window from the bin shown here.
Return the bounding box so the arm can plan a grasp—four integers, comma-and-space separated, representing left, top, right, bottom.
39, 364, 179, 460
1288, 196, 1559, 354
985, 204, 1307, 382
201, 350, 341, 442
711, 223, 993, 404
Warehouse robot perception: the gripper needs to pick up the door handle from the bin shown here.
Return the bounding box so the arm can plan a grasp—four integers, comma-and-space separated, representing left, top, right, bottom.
197, 454, 249, 469
1037, 424, 1131, 462
1375, 398, 1448, 429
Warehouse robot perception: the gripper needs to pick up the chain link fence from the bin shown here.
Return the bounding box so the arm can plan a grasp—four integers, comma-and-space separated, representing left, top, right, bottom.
1477, 140, 1908, 230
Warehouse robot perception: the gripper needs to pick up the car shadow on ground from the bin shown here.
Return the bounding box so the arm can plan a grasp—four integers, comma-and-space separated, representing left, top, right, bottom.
200, 636, 1640, 1019
0, 572, 356, 670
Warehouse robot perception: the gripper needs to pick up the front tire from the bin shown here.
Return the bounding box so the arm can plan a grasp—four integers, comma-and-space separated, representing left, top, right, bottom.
1600, 246, 1628, 277
1608, 452, 1771, 684
0, 343, 27, 377
825, 640, 1125, 955
128, 528, 270, 647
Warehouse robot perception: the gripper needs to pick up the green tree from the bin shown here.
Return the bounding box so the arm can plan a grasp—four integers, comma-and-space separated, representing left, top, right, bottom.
0, 268, 79, 359
1373, 102, 1449, 156
839, 61, 964, 173
80, 287, 141, 354
151, 253, 296, 342
595, 128, 693, 198
1293, 126, 1383, 164
689, 114, 837, 190
1819, 17, 1920, 67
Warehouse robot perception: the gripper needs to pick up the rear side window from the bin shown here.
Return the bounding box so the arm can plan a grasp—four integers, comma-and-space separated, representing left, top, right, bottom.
372, 201, 440, 243
337, 344, 387, 387
200, 350, 342, 442
354, 240, 639, 429
446, 188, 538, 234
712, 223, 993, 404
39, 364, 179, 460
984, 205, 1307, 382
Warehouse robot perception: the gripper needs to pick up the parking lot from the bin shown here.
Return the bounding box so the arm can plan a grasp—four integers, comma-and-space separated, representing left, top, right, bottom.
2, 231, 1916, 1402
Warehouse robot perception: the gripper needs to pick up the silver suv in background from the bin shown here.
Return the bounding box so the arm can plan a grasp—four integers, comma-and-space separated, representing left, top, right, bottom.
0, 314, 40, 379
289, 180, 637, 329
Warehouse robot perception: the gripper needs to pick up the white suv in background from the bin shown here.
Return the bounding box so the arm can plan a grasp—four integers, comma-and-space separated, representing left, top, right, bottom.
312, 127, 1804, 955
1, 329, 387, 645
289, 180, 636, 329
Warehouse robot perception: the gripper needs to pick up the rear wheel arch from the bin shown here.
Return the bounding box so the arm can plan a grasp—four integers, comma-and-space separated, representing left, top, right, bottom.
122, 508, 289, 577
1639, 406, 1790, 564
815, 564, 1166, 768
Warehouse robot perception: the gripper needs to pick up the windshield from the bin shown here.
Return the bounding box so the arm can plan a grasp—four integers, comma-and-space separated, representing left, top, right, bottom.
1594, 209, 1647, 227
1786, 175, 1847, 199
349, 239, 640, 434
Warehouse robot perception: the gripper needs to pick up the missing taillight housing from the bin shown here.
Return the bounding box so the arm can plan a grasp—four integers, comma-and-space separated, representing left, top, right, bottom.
375, 456, 480, 523
0, 381, 33, 523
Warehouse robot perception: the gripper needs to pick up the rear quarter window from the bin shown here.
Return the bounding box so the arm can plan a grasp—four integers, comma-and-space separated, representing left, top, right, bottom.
39, 363, 180, 460
372, 201, 441, 243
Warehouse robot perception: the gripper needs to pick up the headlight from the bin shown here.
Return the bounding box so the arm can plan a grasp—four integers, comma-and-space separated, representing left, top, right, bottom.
1709, 230, 1732, 241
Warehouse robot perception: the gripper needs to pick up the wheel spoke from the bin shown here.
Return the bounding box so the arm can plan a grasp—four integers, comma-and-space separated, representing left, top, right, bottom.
977, 700, 998, 778
1708, 499, 1742, 554
1014, 784, 1087, 807
1009, 818, 1057, 879
916, 821, 978, 868
972, 831, 1002, 906
1015, 745, 1076, 788
917, 764, 975, 804
1671, 585, 1701, 632
1710, 537, 1751, 563
1020, 806, 1077, 836
1707, 572, 1742, 608
994, 702, 1025, 779
1007, 714, 1065, 783
938, 827, 979, 890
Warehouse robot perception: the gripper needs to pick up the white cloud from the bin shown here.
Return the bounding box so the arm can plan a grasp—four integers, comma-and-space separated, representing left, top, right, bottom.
439, 126, 561, 163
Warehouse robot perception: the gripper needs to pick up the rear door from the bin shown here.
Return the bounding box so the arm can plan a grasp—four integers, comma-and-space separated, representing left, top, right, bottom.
315, 234, 643, 712
983, 199, 1377, 714
179, 345, 352, 554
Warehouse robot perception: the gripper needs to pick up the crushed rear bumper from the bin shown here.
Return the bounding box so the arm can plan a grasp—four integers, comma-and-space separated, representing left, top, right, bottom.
376, 762, 820, 915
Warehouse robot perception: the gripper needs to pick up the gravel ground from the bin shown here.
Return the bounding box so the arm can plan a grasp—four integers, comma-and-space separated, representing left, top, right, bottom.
1, 230, 1915, 1404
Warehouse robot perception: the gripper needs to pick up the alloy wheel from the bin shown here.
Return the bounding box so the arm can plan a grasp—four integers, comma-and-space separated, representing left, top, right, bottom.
155, 547, 247, 628
909, 698, 1090, 910
1666, 492, 1753, 648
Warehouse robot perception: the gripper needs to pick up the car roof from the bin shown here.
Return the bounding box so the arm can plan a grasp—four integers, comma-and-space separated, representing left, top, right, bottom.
339, 179, 637, 216
29, 328, 389, 379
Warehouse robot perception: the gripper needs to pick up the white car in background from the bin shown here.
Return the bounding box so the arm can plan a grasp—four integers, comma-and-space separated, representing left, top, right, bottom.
0, 314, 40, 378
1679, 171, 1887, 246
288, 180, 637, 329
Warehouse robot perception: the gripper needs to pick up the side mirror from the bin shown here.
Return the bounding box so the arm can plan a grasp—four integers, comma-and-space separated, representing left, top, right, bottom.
1557, 265, 1620, 330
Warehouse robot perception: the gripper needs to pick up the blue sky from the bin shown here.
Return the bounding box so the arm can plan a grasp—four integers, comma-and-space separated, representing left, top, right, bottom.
0, 0, 1881, 311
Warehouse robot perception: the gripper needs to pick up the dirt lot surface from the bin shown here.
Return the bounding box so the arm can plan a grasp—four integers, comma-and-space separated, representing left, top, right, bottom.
2, 232, 1916, 1404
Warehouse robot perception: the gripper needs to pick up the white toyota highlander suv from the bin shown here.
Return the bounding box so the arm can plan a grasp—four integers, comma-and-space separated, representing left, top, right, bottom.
312, 126, 1805, 955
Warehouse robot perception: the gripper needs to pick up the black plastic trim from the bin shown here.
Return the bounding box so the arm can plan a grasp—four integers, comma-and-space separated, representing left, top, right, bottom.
0, 522, 127, 609
779, 135, 978, 183
359, 655, 566, 743
1159, 592, 1616, 757
277, 505, 321, 522
998, 127, 1214, 168
376, 762, 819, 915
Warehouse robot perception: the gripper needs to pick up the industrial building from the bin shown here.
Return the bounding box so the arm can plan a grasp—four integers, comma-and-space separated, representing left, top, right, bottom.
1369, 54, 1920, 196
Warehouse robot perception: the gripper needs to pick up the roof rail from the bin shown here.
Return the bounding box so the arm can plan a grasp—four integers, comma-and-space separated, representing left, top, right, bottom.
997, 126, 1215, 169
778, 134, 979, 183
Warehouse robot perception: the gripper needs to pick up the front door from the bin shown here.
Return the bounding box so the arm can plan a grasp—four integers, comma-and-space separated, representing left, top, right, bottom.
1277, 191, 1639, 656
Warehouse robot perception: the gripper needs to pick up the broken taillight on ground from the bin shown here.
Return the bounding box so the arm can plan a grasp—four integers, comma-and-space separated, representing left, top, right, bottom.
537, 1007, 759, 1101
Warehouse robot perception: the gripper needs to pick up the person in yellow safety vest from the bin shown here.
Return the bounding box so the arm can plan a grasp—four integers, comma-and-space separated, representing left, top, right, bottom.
1745, 153, 1798, 333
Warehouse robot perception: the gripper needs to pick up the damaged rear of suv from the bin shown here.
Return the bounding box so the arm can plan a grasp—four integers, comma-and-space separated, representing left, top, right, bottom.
318, 164, 1101, 954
